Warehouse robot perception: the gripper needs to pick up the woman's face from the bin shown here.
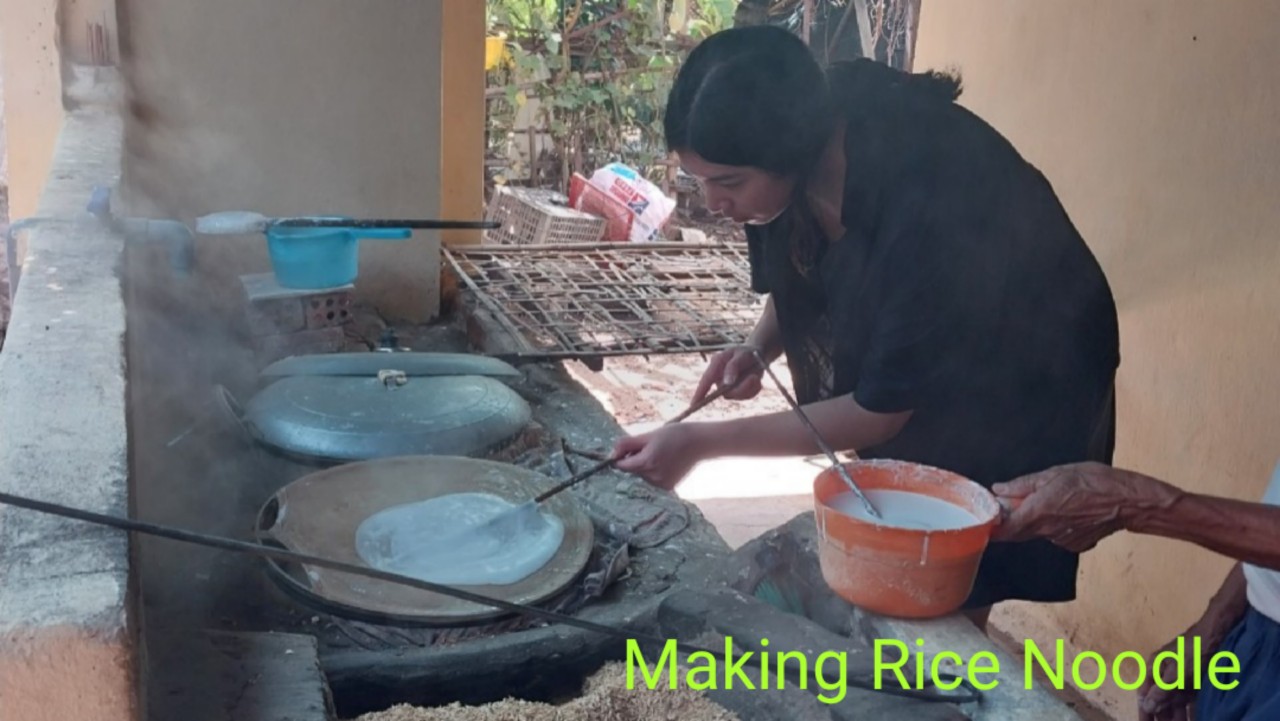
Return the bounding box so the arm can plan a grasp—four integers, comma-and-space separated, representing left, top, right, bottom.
678, 150, 794, 225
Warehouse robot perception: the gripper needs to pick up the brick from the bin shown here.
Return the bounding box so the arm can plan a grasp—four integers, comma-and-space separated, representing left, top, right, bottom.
303, 291, 354, 330
240, 273, 353, 336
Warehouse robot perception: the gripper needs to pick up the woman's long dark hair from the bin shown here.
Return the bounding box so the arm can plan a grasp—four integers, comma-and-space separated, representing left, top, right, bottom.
664, 26, 961, 271
665, 26, 834, 181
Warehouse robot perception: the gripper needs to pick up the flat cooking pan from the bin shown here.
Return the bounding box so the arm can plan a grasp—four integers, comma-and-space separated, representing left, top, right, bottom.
255, 455, 594, 626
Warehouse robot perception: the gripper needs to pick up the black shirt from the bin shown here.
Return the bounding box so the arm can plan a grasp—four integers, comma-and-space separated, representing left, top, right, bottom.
747, 64, 1119, 484
744, 64, 1120, 605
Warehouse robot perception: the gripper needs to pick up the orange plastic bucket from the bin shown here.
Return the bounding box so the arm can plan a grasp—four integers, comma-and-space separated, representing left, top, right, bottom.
813, 459, 1001, 619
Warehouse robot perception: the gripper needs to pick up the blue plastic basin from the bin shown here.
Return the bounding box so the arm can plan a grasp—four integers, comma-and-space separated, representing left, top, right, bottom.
266, 223, 411, 289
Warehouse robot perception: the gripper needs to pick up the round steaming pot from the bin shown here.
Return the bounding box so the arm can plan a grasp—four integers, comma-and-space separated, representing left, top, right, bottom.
215, 371, 532, 465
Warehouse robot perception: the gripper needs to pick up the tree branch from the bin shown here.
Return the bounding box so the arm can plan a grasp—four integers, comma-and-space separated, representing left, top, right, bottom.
568, 9, 628, 40
850, 0, 875, 59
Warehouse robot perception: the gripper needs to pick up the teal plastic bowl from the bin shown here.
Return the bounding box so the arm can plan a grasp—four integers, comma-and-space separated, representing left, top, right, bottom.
265, 223, 411, 289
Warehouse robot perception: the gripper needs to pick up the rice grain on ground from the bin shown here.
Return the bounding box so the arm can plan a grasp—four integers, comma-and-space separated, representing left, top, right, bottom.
351, 661, 741, 721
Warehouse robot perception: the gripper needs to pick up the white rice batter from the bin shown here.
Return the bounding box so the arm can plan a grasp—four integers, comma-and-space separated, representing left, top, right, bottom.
354, 492, 565, 586
828, 489, 978, 531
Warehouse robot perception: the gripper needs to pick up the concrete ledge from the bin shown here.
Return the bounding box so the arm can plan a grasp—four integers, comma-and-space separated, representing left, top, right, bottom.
870, 613, 1082, 720
0, 105, 136, 721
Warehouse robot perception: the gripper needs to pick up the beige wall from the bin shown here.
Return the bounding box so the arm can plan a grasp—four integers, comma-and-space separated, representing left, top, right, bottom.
915, 1, 1280, 716
440, 1, 486, 247
61, 0, 118, 65
118, 0, 448, 322
0, 0, 66, 223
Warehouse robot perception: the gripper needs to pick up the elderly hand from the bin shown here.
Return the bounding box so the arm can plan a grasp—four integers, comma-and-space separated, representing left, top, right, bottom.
612, 423, 715, 492
1136, 633, 1200, 721
991, 463, 1184, 552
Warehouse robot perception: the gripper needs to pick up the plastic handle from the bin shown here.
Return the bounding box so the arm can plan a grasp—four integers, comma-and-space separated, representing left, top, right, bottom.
351, 228, 412, 241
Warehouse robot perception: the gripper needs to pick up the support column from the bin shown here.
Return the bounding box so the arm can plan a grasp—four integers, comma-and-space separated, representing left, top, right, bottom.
440, 1, 487, 247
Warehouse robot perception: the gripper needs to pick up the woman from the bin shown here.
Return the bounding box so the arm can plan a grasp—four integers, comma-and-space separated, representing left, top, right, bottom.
613, 26, 1121, 623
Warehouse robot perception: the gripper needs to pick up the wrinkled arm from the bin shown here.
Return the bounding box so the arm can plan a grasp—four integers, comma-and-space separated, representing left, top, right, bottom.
996, 463, 1280, 569
1125, 480, 1280, 571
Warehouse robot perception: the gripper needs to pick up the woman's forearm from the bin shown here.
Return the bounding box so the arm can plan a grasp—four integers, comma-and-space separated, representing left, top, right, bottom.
690, 394, 911, 459
746, 296, 783, 362
1124, 475, 1280, 571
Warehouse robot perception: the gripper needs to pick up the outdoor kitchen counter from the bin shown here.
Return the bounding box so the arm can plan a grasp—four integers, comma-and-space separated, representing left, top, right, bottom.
873, 612, 1083, 720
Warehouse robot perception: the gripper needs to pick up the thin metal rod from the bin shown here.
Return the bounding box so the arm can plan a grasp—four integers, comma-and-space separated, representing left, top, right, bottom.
749, 350, 882, 520
533, 382, 733, 504
0, 489, 979, 704
0, 489, 658, 641
272, 218, 500, 230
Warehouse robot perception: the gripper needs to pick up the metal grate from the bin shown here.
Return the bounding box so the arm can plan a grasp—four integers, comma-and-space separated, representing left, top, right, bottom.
445, 242, 763, 363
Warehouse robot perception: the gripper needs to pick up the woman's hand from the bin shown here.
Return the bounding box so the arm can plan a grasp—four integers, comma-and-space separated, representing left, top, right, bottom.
991, 463, 1183, 552
692, 345, 766, 404
612, 424, 715, 492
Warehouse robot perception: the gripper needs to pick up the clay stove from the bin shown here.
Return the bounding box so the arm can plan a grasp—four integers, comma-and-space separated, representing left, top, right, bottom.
130, 292, 986, 721
255, 455, 598, 627
251, 417, 716, 717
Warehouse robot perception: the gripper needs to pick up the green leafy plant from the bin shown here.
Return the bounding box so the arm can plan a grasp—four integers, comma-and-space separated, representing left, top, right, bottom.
487, 0, 732, 188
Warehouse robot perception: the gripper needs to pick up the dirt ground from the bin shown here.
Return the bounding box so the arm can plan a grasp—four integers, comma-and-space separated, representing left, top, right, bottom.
666, 204, 744, 245
564, 352, 793, 432
351, 661, 740, 721
560, 352, 829, 551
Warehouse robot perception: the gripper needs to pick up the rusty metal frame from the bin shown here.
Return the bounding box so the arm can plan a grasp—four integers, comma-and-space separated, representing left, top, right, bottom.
444, 242, 762, 365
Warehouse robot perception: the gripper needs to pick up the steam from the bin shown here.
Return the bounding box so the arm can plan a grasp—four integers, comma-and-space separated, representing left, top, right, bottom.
118, 64, 291, 635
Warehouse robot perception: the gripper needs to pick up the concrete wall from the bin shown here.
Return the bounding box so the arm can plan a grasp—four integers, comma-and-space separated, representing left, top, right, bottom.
117, 0, 449, 322
0, 105, 136, 721
61, 0, 118, 65
914, 1, 1280, 716
0, 0, 67, 223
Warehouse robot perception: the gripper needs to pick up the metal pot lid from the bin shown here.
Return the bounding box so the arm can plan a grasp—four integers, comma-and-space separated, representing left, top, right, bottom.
243, 374, 532, 463
255, 455, 594, 625
260, 352, 521, 379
